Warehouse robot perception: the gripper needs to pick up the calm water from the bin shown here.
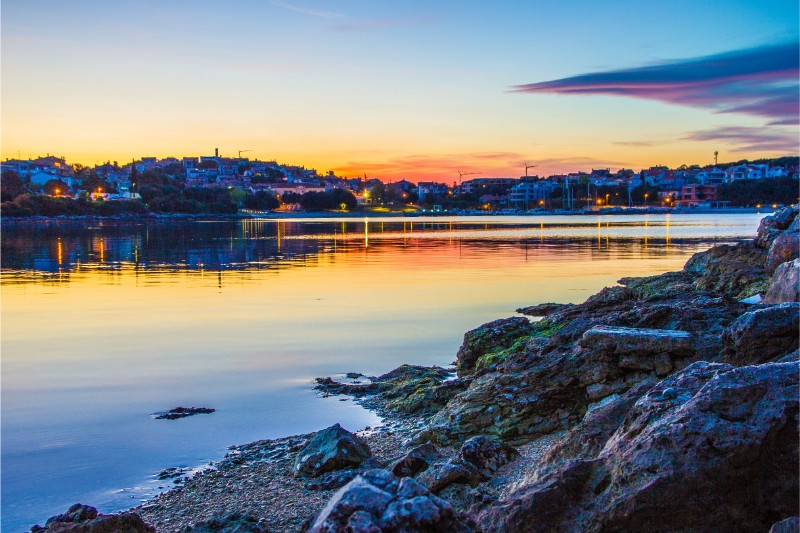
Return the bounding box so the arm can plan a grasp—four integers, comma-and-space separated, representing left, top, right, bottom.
1, 213, 764, 531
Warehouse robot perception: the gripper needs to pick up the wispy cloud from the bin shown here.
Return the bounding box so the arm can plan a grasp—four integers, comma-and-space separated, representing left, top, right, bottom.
513, 42, 800, 125
269, 0, 344, 20
613, 141, 655, 147
684, 127, 798, 153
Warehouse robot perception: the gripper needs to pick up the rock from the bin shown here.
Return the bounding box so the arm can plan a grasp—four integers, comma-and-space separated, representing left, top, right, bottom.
516, 303, 574, 317
619, 271, 692, 300
456, 317, 533, 377
153, 407, 215, 420
31, 504, 154, 532
305, 469, 361, 491
480, 360, 799, 532
183, 513, 268, 532
722, 303, 800, 365
293, 423, 371, 478
157, 467, 190, 480
315, 365, 465, 420
307, 470, 469, 532
765, 259, 800, 303
684, 241, 770, 299
426, 292, 744, 445
417, 460, 482, 493
578, 325, 693, 359
756, 207, 797, 248
459, 435, 518, 478
389, 443, 440, 477
770, 517, 800, 533
767, 231, 800, 275
540, 378, 657, 466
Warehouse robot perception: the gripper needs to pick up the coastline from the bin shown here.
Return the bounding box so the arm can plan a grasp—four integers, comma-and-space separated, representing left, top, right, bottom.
0, 205, 772, 224
25, 207, 800, 532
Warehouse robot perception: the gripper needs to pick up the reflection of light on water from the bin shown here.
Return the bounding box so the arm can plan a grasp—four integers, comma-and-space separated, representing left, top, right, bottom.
364, 218, 369, 248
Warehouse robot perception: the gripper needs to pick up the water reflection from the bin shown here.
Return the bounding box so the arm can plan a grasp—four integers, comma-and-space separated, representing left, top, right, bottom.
1, 214, 761, 281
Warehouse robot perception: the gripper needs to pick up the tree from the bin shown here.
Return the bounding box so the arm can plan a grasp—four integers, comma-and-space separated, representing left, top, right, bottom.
44, 179, 70, 196
130, 161, 138, 184
1, 170, 26, 201
369, 182, 386, 204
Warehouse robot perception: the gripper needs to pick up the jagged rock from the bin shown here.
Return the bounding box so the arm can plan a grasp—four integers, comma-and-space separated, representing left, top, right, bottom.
539, 378, 657, 466
767, 231, 800, 275
416, 460, 482, 494
315, 365, 465, 420
722, 303, 800, 365
684, 241, 770, 299
30, 504, 155, 532
756, 206, 798, 248
389, 443, 440, 477
770, 517, 800, 533
578, 326, 692, 375
183, 513, 268, 532
456, 317, 533, 377
619, 271, 692, 300
425, 291, 744, 445
307, 470, 469, 532
516, 303, 574, 317
459, 435, 518, 478
765, 259, 800, 303
480, 360, 799, 532
293, 424, 371, 478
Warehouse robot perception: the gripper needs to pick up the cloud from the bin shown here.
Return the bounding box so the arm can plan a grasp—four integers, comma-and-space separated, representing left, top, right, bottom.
513, 42, 799, 125
269, 0, 344, 19
613, 141, 655, 147
684, 127, 798, 153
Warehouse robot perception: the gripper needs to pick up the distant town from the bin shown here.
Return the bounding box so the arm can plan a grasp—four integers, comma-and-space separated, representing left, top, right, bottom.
1, 150, 798, 217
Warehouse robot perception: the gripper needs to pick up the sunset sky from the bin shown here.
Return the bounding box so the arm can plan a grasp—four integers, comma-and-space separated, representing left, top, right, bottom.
2, 0, 798, 180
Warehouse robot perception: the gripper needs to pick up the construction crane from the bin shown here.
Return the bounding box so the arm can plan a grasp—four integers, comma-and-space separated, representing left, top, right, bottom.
525, 163, 537, 177
238, 149, 252, 158
457, 170, 478, 185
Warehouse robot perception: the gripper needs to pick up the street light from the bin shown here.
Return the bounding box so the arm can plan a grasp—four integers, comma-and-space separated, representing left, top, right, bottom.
644, 193, 649, 206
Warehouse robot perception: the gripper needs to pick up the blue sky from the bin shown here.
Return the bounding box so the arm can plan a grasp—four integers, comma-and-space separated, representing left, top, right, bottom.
2, 0, 797, 178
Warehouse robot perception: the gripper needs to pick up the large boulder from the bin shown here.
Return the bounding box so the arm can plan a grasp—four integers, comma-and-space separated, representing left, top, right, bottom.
30, 504, 155, 533
578, 326, 693, 375
389, 443, 441, 478
479, 360, 799, 532
767, 231, 800, 275
456, 317, 533, 377
294, 424, 371, 478
684, 241, 770, 299
765, 258, 800, 303
722, 303, 800, 365
307, 470, 470, 532
756, 206, 798, 249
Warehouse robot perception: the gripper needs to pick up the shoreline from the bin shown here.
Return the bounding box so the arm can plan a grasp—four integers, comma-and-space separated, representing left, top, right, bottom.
24, 206, 800, 532
0, 206, 773, 224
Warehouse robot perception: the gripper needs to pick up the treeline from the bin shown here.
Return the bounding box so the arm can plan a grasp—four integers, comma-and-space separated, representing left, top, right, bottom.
717, 177, 799, 207
281, 189, 357, 211
0, 169, 360, 218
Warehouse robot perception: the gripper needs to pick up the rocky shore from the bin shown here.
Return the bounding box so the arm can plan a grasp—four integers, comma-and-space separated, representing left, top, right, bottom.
32, 207, 799, 532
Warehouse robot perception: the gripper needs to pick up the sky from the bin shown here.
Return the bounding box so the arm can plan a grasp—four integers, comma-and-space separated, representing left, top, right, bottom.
1, 0, 798, 181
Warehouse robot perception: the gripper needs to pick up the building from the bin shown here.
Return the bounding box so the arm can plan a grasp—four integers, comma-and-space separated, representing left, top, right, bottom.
509, 180, 558, 209
678, 184, 726, 207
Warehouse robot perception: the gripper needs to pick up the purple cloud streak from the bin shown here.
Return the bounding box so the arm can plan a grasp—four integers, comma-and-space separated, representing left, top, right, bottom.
513, 43, 799, 125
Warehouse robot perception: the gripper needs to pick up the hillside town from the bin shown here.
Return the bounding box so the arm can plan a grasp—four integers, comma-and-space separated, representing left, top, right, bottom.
1, 150, 798, 215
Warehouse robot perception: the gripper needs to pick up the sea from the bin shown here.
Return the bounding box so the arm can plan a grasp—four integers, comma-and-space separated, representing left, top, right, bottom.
1, 212, 765, 531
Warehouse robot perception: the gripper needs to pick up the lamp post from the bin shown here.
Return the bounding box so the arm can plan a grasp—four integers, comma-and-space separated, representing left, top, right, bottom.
644, 193, 649, 207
